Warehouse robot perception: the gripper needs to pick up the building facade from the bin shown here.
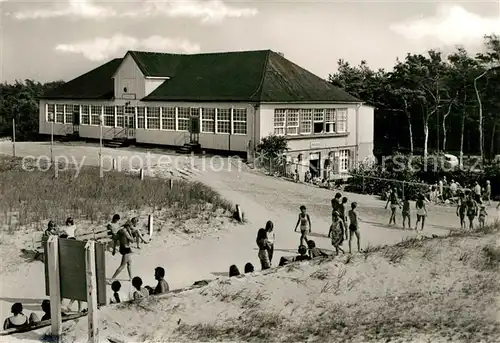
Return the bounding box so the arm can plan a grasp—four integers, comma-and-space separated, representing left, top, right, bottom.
39, 49, 374, 178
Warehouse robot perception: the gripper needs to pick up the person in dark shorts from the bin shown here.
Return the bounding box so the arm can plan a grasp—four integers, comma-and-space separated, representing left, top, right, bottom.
348, 202, 361, 253
414, 194, 427, 231
401, 197, 411, 230
456, 194, 467, 229
339, 197, 349, 240
110, 226, 134, 282
256, 228, 272, 270
294, 206, 311, 247
465, 194, 478, 230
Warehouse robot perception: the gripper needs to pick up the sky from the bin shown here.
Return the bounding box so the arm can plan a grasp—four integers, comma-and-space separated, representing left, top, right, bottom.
0, 0, 499, 83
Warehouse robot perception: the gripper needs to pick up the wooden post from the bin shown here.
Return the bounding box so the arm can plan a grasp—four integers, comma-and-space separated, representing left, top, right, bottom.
148, 214, 154, 237
169, 179, 173, 189
402, 181, 405, 200
12, 118, 16, 157
362, 176, 365, 194
140, 169, 144, 180
112, 159, 117, 171
47, 236, 62, 339
85, 240, 99, 343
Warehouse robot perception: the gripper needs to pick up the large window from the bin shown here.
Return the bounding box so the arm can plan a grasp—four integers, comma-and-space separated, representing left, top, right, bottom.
299, 109, 312, 134
313, 109, 324, 133
47, 104, 55, 122
55, 104, 64, 123
286, 109, 299, 135
177, 107, 190, 131
201, 108, 215, 133
233, 108, 247, 135
103, 106, 115, 127
81, 105, 90, 125
339, 149, 350, 172
216, 108, 231, 133
336, 108, 348, 133
161, 107, 175, 130
325, 109, 336, 133
64, 104, 73, 124
137, 107, 145, 129
116, 106, 124, 128
273, 109, 286, 135
90, 105, 101, 125
146, 107, 160, 129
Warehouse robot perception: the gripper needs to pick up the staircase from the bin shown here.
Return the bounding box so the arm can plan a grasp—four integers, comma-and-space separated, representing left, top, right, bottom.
176, 142, 201, 154
103, 137, 133, 148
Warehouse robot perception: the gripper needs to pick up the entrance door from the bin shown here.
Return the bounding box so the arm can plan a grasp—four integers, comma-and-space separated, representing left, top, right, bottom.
126, 115, 135, 139
124, 107, 136, 139
309, 152, 321, 178
189, 108, 200, 144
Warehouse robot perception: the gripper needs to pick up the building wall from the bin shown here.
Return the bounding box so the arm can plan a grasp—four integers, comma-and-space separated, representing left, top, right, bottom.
113, 54, 146, 100
39, 99, 256, 153
258, 103, 375, 179
39, 99, 117, 139
145, 79, 165, 97
357, 105, 374, 162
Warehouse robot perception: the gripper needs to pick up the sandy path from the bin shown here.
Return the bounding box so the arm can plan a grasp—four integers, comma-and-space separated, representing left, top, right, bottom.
1, 142, 493, 325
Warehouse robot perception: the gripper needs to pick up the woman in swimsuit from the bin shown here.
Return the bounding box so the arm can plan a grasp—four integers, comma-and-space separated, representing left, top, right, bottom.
256, 228, 272, 270
385, 188, 401, 226
3, 303, 37, 330
60, 217, 77, 239
465, 194, 478, 230
294, 205, 311, 246
414, 194, 427, 231
265, 221, 275, 265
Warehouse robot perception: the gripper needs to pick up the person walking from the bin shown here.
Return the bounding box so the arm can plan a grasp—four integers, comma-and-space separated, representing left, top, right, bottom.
256, 228, 272, 270
294, 206, 311, 247
414, 194, 427, 231
385, 188, 401, 226
265, 220, 275, 265
329, 212, 345, 255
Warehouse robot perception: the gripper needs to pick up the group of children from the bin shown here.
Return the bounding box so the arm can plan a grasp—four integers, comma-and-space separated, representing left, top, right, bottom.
109, 266, 170, 304
385, 189, 428, 231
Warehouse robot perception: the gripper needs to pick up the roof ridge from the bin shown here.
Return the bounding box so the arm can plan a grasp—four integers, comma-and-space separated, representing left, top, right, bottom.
127, 49, 273, 57
248, 50, 271, 102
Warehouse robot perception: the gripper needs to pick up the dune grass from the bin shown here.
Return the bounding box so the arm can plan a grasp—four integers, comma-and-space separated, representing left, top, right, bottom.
0, 155, 232, 233
174, 221, 500, 343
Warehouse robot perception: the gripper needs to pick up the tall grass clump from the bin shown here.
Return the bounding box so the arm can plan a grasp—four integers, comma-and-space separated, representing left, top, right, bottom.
0, 156, 232, 229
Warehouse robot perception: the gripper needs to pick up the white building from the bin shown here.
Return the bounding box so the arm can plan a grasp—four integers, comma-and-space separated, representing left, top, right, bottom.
39, 49, 374, 178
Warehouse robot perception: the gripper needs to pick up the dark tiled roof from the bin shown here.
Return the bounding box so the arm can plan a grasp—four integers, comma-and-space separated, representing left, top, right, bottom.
141, 50, 269, 102
44, 50, 361, 103
41, 58, 123, 99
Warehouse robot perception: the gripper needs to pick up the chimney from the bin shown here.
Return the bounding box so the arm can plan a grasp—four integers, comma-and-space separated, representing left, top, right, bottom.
277, 52, 284, 57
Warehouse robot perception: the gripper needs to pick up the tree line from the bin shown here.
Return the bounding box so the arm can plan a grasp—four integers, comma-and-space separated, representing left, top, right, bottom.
0, 80, 64, 141
329, 34, 500, 163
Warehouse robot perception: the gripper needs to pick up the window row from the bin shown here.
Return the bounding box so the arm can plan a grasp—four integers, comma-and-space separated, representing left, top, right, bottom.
273, 108, 348, 136
46, 105, 247, 135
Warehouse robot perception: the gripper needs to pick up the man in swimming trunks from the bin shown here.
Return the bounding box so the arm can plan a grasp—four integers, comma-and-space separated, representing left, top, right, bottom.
348, 202, 361, 253
110, 225, 134, 282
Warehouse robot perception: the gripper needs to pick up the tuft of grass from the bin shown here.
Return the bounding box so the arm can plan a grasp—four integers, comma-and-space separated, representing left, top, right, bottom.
396, 236, 424, 249
0, 156, 232, 232
363, 243, 384, 259
310, 269, 329, 280
383, 247, 406, 263
480, 244, 500, 269
175, 310, 285, 341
